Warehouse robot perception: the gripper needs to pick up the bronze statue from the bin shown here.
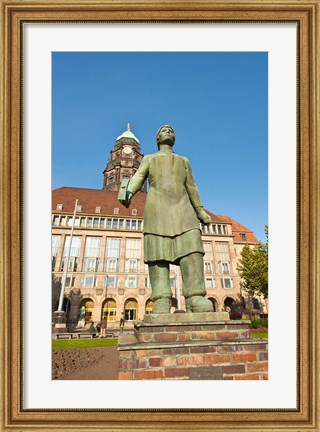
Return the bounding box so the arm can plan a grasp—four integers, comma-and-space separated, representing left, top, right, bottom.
79, 305, 86, 320
119, 125, 213, 314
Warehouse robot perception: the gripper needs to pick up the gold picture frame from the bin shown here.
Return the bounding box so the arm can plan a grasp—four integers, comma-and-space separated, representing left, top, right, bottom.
1, 0, 319, 430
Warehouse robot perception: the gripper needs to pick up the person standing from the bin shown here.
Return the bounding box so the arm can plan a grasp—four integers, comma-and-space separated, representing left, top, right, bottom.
119, 316, 125, 334
99, 318, 107, 338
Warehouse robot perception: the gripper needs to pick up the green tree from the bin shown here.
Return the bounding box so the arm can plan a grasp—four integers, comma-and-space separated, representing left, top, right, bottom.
237, 225, 268, 299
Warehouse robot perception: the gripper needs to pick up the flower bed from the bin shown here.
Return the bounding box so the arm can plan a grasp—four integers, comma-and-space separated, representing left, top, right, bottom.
249, 328, 268, 333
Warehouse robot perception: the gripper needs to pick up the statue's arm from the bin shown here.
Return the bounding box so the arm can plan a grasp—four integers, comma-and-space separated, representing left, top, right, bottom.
128, 156, 149, 195
185, 158, 211, 225
120, 156, 149, 207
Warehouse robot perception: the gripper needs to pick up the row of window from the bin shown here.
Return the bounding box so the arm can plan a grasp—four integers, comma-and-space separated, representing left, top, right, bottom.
57, 257, 143, 273
52, 236, 141, 270
52, 236, 233, 272
53, 214, 234, 237
58, 275, 234, 290
201, 224, 248, 241
52, 215, 142, 230
200, 223, 229, 235
70, 294, 243, 323
54, 256, 231, 275
74, 298, 153, 322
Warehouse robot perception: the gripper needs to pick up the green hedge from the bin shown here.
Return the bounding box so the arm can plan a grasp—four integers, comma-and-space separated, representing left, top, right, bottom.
250, 317, 268, 329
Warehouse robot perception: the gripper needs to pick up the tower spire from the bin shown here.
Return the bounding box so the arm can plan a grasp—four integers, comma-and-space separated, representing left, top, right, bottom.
102, 125, 146, 192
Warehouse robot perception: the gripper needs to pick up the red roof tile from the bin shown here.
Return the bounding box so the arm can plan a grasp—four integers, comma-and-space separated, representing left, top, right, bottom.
52, 187, 147, 218
217, 214, 258, 243
205, 210, 232, 224
52, 187, 258, 243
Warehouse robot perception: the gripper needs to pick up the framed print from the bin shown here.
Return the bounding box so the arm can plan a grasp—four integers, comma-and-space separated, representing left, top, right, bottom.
1, 0, 319, 431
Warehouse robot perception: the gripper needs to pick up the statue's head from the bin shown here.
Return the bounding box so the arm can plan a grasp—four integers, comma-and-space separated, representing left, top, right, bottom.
156, 125, 175, 149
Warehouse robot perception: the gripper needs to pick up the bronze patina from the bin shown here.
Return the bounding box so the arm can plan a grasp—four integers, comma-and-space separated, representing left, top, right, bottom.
119, 125, 213, 314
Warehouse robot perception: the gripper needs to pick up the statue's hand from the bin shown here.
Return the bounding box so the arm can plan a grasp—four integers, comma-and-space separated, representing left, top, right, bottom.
196, 208, 212, 225
126, 191, 133, 206
119, 199, 129, 208
119, 191, 133, 208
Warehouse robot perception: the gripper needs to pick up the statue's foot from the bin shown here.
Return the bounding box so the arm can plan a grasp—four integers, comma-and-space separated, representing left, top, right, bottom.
152, 298, 172, 314
185, 296, 213, 313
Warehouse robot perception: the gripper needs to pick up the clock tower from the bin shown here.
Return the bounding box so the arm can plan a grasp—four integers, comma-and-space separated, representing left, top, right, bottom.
102, 124, 147, 192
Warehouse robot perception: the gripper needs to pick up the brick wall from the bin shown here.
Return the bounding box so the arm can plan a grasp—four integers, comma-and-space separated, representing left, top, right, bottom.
135, 322, 250, 343
118, 341, 268, 380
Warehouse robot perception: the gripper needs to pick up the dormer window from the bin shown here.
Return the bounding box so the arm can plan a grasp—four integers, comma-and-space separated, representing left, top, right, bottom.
76, 204, 82, 212
132, 209, 137, 216
114, 208, 119, 214
241, 233, 247, 241
95, 206, 101, 213
57, 204, 63, 211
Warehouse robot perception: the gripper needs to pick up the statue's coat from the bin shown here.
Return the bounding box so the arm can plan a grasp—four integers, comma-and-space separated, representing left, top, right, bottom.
128, 149, 203, 237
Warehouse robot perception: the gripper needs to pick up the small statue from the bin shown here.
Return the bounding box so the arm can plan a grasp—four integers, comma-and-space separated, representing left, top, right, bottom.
79, 306, 86, 320
119, 125, 213, 314
77, 306, 86, 327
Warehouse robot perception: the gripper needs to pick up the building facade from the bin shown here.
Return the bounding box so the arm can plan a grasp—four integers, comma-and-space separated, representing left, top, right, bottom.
52, 126, 261, 330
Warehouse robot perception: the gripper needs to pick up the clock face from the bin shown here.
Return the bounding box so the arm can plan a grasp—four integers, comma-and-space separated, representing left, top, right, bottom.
123, 147, 132, 155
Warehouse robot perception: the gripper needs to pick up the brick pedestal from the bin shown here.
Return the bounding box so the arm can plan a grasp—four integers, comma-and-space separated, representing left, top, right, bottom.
118, 313, 268, 380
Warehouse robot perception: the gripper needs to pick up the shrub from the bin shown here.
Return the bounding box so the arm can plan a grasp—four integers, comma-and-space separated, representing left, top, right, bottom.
250, 317, 268, 329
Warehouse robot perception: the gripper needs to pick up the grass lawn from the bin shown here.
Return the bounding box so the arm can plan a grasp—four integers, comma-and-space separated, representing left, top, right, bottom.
52, 338, 118, 350
250, 332, 268, 339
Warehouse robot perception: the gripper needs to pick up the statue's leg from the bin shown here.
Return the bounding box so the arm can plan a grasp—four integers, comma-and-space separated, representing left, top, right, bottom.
179, 252, 213, 313
148, 261, 172, 314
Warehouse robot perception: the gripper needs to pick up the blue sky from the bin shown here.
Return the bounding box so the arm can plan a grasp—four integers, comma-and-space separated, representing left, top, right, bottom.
52, 52, 268, 241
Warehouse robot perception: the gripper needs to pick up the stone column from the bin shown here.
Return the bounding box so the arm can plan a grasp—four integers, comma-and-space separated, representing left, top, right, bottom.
77, 234, 87, 272
212, 240, 220, 277
116, 300, 124, 322
120, 236, 127, 273
92, 302, 102, 323
99, 235, 107, 274
228, 239, 237, 276
138, 292, 146, 319
55, 233, 66, 272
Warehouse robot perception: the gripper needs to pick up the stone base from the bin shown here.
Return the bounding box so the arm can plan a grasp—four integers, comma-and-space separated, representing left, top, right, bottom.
142, 311, 230, 324
118, 315, 268, 380
135, 319, 250, 344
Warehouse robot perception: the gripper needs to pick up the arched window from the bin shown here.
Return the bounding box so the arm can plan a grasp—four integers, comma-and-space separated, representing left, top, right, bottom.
208, 297, 218, 312
224, 297, 242, 319
224, 296, 236, 310
79, 298, 94, 323
101, 299, 117, 322
124, 298, 138, 321
145, 299, 154, 315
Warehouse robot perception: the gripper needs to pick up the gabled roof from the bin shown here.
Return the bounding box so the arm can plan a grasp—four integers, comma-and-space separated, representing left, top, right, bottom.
217, 214, 258, 243
52, 186, 258, 243
205, 210, 232, 224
